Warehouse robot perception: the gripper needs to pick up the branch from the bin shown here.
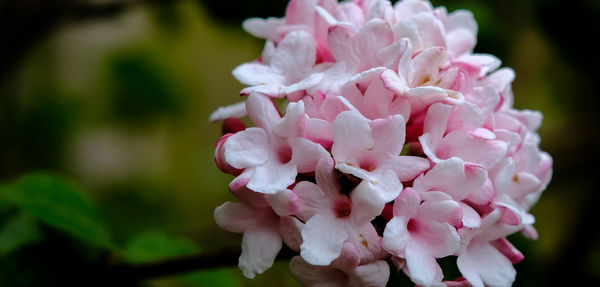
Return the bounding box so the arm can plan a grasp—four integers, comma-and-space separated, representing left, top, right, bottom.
110, 245, 297, 280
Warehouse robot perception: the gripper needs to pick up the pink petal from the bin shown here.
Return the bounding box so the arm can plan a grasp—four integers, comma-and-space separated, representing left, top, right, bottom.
354, 19, 394, 69
315, 157, 342, 199
417, 199, 462, 228
405, 240, 444, 286
491, 238, 524, 264
209, 101, 247, 123
460, 202, 481, 228
328, 22, 359, 67
214, 202, 259, 233
380, 155, 430, 182
290, 256, 348, 286
349, 260, 390, 287
457, 243, 516, 287
409, 47, 449, 87
242, 17, 285, 42
300, 213, 348, 265
265, 189, 300, 216
279, 216, 304, 251
437, 131, 508, 169
418, 157, 487, 200
293, 181, 327, 221
332, 111, 375, 163
271, 30, 317, 81
248, 159, 297, 194
224, 128, 270, 169
393, 187, 420, 218
360, 76, 396, 119
232, 62, 285, 86
393, 21, 423, 52
290, 137, 330, 173
350, 182, 388, 223
382, 217, 410, 257
246, 93, 281, 131
410, 13, 445, 50
370, 115, 406, 157
274, 101, 305, 138
229, 176, 269, 208
409, 219, 461, 258
239, 226, 282, 278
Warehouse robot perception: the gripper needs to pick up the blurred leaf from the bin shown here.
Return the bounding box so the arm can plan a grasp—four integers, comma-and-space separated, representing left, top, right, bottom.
182, 268, 242, 287
107, 52, 184, 123
123, 230, 197, 263
123, 230, 241, 287
0, 186, 11, 213
7, 173, 115, 249
0, 213, 42, 256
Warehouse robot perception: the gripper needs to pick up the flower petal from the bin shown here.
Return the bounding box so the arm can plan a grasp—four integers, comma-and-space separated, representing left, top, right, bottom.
349, 260, 390, 287
248, 159, 297, 194
300, 213, 348, 266
239, 226, 282, 278
209, 101, 247, 122
457, 242, 516, 287
332, 110, 375, 163
224, 127, 270, 169
405, 240, 443, 286
232, 63, 285, 86
214, 202, 259, 233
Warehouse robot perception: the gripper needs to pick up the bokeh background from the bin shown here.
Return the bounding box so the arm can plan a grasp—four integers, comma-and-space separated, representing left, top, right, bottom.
0, 0, 598, 286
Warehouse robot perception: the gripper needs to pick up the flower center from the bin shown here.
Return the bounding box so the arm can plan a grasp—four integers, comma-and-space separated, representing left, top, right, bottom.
277, 147, 293, 164
334, 200, 352, 218
359, 159, 377, 172
407, 219, 419, 233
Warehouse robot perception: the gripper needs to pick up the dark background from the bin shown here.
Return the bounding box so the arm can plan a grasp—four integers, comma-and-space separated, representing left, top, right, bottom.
0, 0, 598, 286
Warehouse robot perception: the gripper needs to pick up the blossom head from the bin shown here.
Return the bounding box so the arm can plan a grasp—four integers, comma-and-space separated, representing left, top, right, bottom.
211, 0, 552, 286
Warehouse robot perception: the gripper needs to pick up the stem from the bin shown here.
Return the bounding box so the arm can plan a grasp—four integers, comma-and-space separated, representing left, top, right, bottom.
111, 245, 297, 280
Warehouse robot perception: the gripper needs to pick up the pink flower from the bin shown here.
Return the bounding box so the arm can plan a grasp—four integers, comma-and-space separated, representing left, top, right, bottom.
383, 188, 462, 286
332, 110, 429, 209
214, 181, 303, 278
456, 209, 524, 287
234, 30, 325, 99
293, 158, 384, 266
290, 242, 390, 287
223, 93, 329, 194
211, 0, 553, 285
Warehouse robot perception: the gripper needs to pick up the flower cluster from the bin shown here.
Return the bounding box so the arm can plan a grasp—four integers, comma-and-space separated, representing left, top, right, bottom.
211, 0, 552, 286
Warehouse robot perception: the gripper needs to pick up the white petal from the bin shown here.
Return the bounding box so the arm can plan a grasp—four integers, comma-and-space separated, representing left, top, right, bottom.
290, 256, 348, 286
209, 101, 247, 122
349, 260, 390, 287
246, 93, 281, 131
239, 226, 282, 278
382, 217, 410, 257
223, 128, 270, 169
242, 17, 285, 42
406, 240, 443, 286
272, 30, 317, 81
332, 111, 374, 163
248, 159, 297, 194
300, 213, 348, 266
457, 243, 516, 287
290, 137, 330, 173
214, 202, 259, 233
232, 63, 284, 86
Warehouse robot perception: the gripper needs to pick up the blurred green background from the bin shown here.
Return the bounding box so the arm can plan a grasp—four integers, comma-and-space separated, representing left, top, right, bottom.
0, 0, 598, 286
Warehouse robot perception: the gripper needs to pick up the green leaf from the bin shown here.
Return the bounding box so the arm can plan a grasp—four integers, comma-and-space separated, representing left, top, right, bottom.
123, 230, 198, 263
123, 231, 241, 287
182, 269, 242, 287
7, 173, 115, 249
0, 213, 42, 256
